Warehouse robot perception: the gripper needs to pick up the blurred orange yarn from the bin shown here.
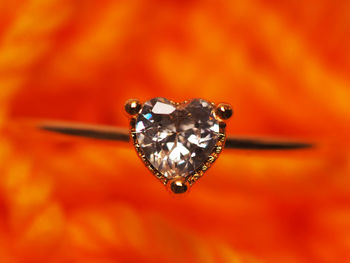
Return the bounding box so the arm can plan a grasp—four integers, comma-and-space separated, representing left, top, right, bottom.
1, 0, 350, 263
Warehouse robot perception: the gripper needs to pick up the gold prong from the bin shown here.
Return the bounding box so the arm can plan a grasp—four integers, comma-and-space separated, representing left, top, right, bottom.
216, 103, 233, 120
125, 99, 142, 116
168, 177, 189, 194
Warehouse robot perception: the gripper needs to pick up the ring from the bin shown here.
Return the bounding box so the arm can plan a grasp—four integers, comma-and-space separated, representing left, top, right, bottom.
38, 97, 313, 194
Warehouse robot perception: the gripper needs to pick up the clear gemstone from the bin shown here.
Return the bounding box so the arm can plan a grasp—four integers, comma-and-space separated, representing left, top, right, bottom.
135, 97, 220, 178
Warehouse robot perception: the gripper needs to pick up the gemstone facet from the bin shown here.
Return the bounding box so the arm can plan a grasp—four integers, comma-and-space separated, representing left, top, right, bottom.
134, 97, 221, 179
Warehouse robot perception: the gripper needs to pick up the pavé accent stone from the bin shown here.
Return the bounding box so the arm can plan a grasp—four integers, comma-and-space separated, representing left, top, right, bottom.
135, 97, 220, 178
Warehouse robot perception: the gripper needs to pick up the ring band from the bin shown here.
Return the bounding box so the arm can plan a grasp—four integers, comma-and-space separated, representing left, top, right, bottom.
37, 97, 312, 194
39, 122, 312, 150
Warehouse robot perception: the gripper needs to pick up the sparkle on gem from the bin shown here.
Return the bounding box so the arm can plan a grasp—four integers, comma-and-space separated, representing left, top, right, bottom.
135, 97, 220, 179
152, 102, 176, 114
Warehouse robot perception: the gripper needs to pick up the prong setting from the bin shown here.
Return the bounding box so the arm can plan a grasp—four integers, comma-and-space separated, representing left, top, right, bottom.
125, 99, 141, 116
168, 177, 189, 194
129, 98, 228, 194
216, 103, 233, 120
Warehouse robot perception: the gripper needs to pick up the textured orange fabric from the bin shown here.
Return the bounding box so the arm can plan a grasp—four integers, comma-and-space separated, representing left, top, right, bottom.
1, 0, 350, 262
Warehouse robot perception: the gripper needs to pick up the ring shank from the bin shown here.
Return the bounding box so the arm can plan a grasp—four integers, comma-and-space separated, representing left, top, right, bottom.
39, 121, 312, 150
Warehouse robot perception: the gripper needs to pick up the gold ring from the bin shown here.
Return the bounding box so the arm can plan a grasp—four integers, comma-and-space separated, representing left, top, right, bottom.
37, 97, 312, 194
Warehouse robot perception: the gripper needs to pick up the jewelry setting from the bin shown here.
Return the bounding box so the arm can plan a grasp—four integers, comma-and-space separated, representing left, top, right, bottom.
36, 99, 312, 195
125, 97, 232, 194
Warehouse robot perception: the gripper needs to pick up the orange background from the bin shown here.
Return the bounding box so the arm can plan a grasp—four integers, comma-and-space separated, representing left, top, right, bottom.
1, 0, 350, 263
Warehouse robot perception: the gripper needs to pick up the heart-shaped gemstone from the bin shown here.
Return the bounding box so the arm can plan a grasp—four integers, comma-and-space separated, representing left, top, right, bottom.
134, 97, 222, 179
